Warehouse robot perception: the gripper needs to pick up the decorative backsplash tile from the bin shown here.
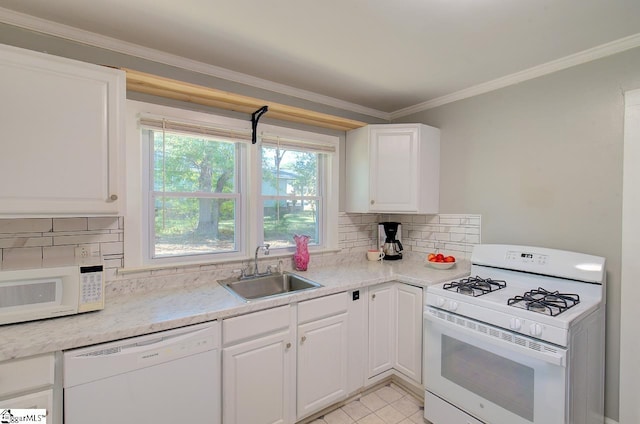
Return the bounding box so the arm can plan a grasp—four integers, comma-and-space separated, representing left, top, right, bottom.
339, 212, 481, 260
0, 213, 480, 288
400, 213, 481, 258
0, 217, 124, 272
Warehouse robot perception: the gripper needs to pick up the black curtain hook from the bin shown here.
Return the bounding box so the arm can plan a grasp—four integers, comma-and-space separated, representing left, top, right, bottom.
251, 106, 269, 144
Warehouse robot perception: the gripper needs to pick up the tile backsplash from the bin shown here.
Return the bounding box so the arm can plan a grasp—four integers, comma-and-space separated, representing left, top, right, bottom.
338, 212, 481, 259
0, 217, 124, 272
0, 213, 479, 283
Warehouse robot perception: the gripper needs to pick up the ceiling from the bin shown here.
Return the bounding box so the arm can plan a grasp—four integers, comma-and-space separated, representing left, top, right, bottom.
1, 0, 640, 118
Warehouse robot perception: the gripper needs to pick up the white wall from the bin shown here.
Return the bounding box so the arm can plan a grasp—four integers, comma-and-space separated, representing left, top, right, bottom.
396, 46, 640, 421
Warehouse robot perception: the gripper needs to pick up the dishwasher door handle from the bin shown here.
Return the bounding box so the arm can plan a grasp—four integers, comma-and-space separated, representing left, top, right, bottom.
64, 322, 219, 388
79, 326, 212, 357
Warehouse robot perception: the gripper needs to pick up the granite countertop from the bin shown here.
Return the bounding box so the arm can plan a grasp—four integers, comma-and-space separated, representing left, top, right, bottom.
0, 258, 470, 362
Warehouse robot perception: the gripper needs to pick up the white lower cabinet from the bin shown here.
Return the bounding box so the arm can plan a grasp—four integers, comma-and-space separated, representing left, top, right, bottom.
297, 293, 349, 420
394, 283, 423, 383
220, 284, 422, 424
0, 353, 58, 423
368, 282, 423, 384
222, 305, 294, 424
221, 293, 351, 424
0, 389, 53, 410
368, 283, 396, 377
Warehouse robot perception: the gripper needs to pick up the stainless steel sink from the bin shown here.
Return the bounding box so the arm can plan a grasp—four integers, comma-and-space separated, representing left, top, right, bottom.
219, 272, 322, 301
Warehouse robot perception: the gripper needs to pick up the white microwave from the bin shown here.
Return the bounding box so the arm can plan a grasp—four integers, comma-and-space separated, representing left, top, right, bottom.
0, 265, 104, 325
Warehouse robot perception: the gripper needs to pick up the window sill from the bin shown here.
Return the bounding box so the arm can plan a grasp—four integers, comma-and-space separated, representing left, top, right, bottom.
117, 247, 341, 276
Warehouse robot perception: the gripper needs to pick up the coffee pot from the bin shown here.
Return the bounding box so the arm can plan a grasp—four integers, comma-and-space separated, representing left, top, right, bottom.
378, 222, 403, 260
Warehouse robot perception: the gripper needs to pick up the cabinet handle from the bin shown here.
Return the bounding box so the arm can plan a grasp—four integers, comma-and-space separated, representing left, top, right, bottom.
300, 335, 307, 343
372, 293, 376, 300
370, 200, 375, 205
286, 342, 291, 349
109, 194, 118, 201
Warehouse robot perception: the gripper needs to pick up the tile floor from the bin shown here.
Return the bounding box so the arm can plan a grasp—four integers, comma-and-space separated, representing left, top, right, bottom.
308, 382, 425, 424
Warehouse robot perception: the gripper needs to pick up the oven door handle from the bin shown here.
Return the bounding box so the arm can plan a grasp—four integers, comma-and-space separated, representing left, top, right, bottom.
424, 311, 567, 367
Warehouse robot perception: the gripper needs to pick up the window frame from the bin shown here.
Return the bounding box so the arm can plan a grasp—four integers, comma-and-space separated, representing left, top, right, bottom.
124, 100, 339, 269
139, 113, 248, 266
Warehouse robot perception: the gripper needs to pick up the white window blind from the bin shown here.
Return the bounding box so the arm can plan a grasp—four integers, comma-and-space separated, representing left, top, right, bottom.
139, 115, 252, 144
139, 115, 337, 153
260, 133, 336, 153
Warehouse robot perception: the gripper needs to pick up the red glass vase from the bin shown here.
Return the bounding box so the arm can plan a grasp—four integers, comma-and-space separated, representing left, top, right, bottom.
293, 234, 310, 271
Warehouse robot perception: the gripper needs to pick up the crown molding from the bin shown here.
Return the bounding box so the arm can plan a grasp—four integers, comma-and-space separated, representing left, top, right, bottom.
391, 32, 640, 119
2, 7, 638, 123
0, 7, 390, 121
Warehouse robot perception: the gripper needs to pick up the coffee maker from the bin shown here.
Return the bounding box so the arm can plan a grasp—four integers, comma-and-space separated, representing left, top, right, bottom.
378, 222, 403, 260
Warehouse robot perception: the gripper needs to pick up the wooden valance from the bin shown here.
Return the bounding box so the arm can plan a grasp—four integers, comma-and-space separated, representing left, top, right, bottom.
123, 68, 367, 132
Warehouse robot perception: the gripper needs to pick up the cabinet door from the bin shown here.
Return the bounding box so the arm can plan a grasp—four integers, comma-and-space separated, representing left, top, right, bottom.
368, 283, 396, 377
369, 126, 419, 212
395, 284, 423, 383
223, 330, 293, 424
297, 313, 348, 419
0, 44, 124, 216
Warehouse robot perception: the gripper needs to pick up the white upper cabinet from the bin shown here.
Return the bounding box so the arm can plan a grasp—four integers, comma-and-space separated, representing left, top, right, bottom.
0, 44, 125, 216
346, 123, 440, 214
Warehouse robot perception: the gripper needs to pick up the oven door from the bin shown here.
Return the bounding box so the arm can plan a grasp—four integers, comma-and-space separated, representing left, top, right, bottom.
424, 306, 567, 424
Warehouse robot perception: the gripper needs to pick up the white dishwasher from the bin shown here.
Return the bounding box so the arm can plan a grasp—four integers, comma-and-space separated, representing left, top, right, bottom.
63, 321, 220, 424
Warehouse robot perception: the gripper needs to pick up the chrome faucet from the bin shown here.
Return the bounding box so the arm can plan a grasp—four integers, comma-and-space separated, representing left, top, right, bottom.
252, 243, 270, 276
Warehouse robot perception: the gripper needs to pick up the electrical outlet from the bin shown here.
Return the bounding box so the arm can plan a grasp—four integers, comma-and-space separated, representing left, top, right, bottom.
75, 247, 90, 258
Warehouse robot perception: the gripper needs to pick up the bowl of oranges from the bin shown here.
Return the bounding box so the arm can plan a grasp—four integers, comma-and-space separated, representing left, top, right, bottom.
425, 252, 456, 269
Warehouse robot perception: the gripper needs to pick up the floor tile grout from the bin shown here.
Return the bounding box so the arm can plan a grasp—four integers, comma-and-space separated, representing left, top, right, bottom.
309, 382, 425, 424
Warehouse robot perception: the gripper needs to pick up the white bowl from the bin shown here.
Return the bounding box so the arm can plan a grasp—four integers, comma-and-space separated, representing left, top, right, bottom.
425, 260, 456, 270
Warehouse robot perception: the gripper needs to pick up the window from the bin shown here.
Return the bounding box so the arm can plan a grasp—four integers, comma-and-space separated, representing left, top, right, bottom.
260, 145, 322, 248
125, 101, 338, 267
145, 127, 241, 259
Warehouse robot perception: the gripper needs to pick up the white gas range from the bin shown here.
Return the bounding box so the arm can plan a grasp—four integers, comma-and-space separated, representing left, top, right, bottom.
423, 244, 606, 424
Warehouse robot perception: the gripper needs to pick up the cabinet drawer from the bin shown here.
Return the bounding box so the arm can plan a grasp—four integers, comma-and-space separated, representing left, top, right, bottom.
298, 292, 348, 324
223, 305, 291, 345
0, 389, 53, 413
0, 353, 55, 397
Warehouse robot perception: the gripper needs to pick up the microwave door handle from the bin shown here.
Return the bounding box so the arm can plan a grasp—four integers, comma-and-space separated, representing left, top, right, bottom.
424, 312, 567, 367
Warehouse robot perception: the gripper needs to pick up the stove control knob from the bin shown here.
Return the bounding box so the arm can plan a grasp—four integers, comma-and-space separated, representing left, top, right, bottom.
448, 301, 459, 311
510, 318, 522, 330
436, 297, 446, 307
529, 323, 543, 337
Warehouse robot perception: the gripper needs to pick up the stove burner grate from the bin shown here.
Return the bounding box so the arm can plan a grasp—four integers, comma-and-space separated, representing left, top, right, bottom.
508, 287, 580, 316
443, 276, 507, 297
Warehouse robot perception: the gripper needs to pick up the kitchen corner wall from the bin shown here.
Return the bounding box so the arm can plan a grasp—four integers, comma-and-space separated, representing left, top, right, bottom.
0, 217, 124, 272
338, 212, 481, 259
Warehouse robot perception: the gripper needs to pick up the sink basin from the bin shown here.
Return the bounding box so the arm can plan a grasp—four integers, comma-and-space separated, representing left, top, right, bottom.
219, 272, 322, 301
